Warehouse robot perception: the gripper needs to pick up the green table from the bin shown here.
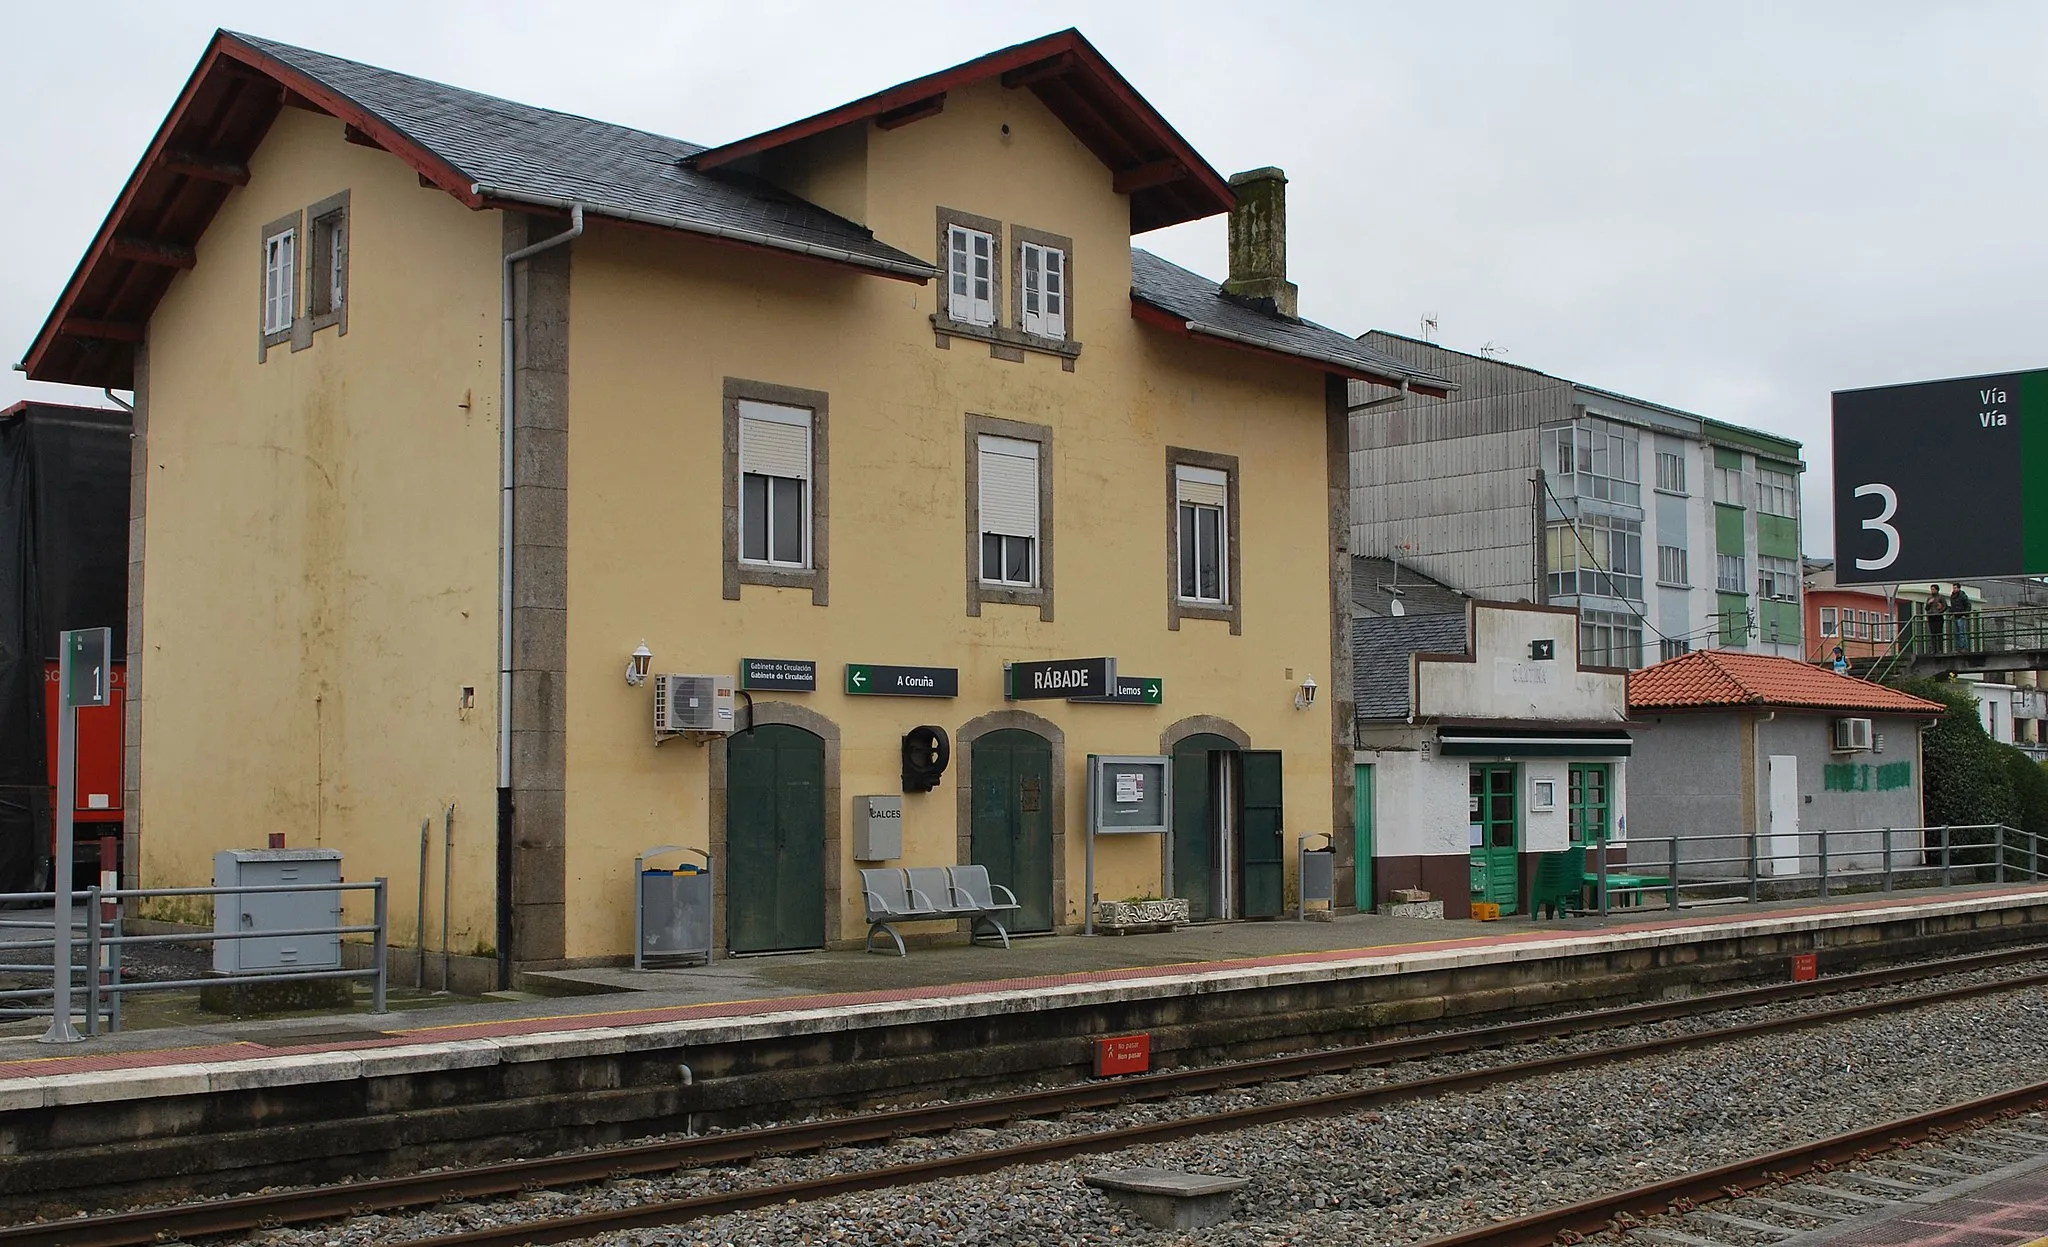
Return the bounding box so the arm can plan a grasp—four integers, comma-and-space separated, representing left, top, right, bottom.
1584, 871, 1673, 908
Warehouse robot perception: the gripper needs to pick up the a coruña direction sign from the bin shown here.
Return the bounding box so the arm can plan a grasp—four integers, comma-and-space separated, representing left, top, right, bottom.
844, 663, 958, 698
1005, 657, 1115, 701
1071, 675, 1164, 706
1834, 369, 2048, 584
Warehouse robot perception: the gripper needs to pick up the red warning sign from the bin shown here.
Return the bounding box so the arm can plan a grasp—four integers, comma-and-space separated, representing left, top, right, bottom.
1792, 953, 1818, 982
1093, 1033, 1151, 1077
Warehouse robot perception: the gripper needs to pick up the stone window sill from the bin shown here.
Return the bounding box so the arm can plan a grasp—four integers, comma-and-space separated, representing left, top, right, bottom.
1177, 601, 1233, 622
978, 583, 1047, 610
932, 314, 1081, 368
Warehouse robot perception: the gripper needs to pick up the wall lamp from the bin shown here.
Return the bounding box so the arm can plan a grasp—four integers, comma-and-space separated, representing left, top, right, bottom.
625, 641, 653, 687
1295, 674, 1318, 710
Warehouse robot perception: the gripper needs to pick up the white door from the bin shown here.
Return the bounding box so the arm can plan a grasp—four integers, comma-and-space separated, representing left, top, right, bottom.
1767, 755, 1800, 876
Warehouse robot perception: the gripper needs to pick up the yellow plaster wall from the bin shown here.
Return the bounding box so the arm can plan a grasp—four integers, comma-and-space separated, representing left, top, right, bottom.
140, 108, 504, 948
562, 80, 1337, 957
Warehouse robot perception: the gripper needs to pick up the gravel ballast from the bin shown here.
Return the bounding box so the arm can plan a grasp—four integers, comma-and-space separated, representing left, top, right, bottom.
208, 963, 2048, 1247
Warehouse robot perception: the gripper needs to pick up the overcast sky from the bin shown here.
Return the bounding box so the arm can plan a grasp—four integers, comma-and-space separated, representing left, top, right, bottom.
7, 1, 2046, 556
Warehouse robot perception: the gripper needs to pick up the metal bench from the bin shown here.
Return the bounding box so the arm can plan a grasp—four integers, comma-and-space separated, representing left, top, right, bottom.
947, 864, 1022, 949
859, 867, 937, 957
858, 865, 1023, 955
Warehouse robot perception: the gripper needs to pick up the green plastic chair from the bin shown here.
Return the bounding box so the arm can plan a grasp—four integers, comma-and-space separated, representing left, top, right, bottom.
1531, 847, 1587, 919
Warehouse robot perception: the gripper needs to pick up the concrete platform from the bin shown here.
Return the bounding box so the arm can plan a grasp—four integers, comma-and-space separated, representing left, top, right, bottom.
6, 882, 2048, 1210
2, 882, 2042, 1099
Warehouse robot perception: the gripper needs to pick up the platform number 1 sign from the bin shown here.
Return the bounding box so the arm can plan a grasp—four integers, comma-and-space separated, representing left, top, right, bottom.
64, 628, 111, 709
1832, 370, 2048, 585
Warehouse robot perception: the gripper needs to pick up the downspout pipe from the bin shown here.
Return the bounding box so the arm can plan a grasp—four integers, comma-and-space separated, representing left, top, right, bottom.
497, 203, 582, 989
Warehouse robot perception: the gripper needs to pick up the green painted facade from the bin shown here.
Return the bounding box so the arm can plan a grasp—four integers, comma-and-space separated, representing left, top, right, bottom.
1715, 503, 1746, 554
1759, 597, 1802, 645
1718, 591, 1750, 645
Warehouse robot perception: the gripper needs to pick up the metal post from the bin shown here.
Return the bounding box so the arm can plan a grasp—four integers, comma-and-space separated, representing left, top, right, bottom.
1882, 828, 1893, 892
1747, 832, 1759, 902
108, 909, 121, 1033
415, 817, 430, 990
97, 837, 117, 1032
1818, 830, 1829, 898
1596, 836, 1610, 917
372, 877, 389, 1014
2032, 828, 2040, 882
440, 804, 455, 993
40, 649, 80, 1045
82, 885, 100, 1038
1667, 837, 1679, 912
1997, 825, 2008, 884
1940, 826, 1952, 887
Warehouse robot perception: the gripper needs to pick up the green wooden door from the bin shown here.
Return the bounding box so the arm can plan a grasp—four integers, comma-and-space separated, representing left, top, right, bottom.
724, 724, 827, 954
1171, 733, 1238, 921
970, 730, 1054, 933
1240, 750, 1285, 919
1354, 763, 1375, 911
1468, 764, 1520, 914
1569, 764, 1611, 846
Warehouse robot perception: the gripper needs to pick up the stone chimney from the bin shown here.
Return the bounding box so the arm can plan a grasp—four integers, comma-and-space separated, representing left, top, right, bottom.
1222, 167, 1298, 318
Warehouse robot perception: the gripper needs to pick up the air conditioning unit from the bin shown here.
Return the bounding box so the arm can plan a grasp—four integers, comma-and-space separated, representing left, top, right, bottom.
1833, 717, 1874, 753
655, 674, 736, 735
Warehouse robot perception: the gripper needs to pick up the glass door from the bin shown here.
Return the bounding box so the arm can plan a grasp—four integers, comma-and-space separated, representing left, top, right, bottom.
1468, 764, 1520, 913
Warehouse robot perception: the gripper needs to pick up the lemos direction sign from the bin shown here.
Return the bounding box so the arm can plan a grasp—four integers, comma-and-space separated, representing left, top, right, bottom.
1833, 369, 2048, 584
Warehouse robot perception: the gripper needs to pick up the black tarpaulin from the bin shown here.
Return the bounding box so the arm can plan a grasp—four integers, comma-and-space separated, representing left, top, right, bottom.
0, 403, 129, 893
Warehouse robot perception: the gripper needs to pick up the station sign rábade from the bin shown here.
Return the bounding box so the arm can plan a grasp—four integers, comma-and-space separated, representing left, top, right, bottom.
844, 663, 959, 698
1005, 657, 1115, 701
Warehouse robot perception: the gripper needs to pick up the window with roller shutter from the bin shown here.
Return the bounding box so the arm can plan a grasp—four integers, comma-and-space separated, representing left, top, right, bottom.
738, 400, 811, 568
978, 435, 1038, 586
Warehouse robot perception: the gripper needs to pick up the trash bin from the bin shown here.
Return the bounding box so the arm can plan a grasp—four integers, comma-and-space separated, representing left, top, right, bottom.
1297, 833, 1335, 921
635, 845, 713, 969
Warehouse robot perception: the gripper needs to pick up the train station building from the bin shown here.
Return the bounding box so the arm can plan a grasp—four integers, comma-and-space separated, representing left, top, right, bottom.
19, 30, 1455, 971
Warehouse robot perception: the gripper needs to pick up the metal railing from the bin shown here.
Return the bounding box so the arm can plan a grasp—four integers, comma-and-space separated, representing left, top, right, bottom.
0, 878, 387, 1037
1587, 825, 2036, 914
1859, 604, 2048, 683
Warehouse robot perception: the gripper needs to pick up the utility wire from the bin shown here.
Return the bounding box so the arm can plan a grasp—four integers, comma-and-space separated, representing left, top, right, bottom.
1539, 479, 1689, 655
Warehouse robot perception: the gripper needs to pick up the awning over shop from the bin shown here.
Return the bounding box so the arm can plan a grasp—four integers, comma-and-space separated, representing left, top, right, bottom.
1437, 728, 1633, 758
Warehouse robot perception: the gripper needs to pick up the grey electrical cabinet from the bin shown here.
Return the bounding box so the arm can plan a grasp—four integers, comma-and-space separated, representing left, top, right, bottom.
853, 795, 903, 861
212, 848, 344, 974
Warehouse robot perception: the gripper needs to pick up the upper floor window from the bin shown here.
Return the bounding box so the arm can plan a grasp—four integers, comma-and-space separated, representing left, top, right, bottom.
1756, 468, 1798, 517
1579, 608, 1643, 669
978, 435, 1039, 587
1716, 552, 1747, 593
1177, 466, 1229, 604
1019, 241, 1066, 340
1757, 555, 1799, 602
1820, 606, 1839, 637
1715, 463, 1745, 505
1549, 421, 1640, 504
1656, 544, 1689, 586
1654, 450, 1686, 494
738, 399, 812, 568
1546, 515, 1644, 601
947, 224, 995, 326
263, 224, 296, 336
1659, 637, 1692, 662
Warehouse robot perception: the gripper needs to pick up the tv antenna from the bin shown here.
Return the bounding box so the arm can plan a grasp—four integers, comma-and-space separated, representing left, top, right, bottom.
1479, 341, 1508, 358
1420, 314, 1439, 343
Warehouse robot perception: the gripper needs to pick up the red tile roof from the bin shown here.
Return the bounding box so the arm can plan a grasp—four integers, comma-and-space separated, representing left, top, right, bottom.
1628, 650, 1945, 716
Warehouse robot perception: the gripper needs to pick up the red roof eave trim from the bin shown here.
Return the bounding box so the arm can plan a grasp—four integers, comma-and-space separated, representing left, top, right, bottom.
217, 36, 480, 207
23, 32, 483, 384
1131, 298, 1447, 394
690, 30, 1233, 220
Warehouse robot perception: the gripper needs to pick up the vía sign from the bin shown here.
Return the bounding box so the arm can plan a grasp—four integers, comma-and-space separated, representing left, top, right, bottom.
1005, 657, 1115, 701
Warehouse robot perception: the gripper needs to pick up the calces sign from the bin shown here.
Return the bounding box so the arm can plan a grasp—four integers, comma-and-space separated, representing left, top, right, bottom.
1833, 369, 2048, 584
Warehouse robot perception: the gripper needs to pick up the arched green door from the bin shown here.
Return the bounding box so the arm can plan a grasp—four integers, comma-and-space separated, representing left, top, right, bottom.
1171, 733, 1239, 921
725, 724, 827, 954
970, 729, 1054, 933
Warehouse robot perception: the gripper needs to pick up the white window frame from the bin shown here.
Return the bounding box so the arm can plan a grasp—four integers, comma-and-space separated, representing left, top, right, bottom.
264, 227, 296, 335
1757, 555, 1799, 603
1018, 241, 1066, 340
1716, 553, 1747, 593
737, 400, 813, 570
1176, 466, 1229, 605
947, 224, 996, 326
1716, 465, 1745, 506
1756, 468, 1798, 518
1820, 606, 1839, 638
1656, 544, 1689, 587
977, 435, 1039, 588
1654, 450, 1686, 494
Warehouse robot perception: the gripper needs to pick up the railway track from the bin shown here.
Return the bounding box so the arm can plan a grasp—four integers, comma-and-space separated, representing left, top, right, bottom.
1406, 1083, 2048, 1247
9, 944, 2048, 1247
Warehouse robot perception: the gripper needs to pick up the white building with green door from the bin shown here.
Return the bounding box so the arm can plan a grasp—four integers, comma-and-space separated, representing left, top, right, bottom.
1351, 599, 1633, 919
1348, 334, 1806, 668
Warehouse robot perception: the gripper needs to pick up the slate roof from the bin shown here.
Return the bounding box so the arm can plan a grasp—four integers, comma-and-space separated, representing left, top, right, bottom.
1353, 612, 1471, 720
1350, 556, 1469, 618
1628, 651, 1945, 717
235, 35, 937, 279
1131, 251, 1453, 392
